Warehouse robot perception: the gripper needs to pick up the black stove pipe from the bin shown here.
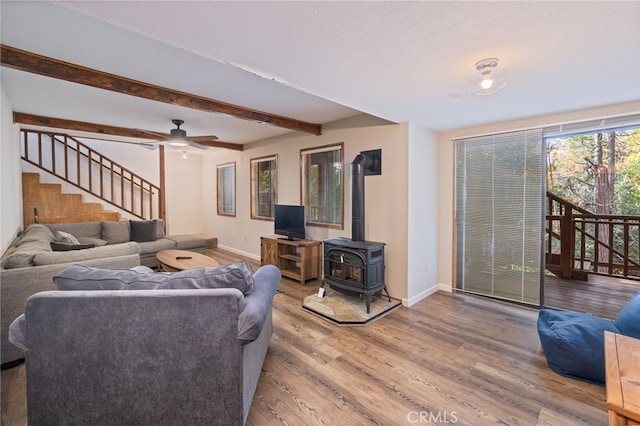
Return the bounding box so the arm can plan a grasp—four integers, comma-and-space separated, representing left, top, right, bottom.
352, 154, 365, 241
351, 153, 376, 241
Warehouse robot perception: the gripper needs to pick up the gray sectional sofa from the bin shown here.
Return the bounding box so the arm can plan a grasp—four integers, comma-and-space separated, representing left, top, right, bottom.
0, 220, 215, 365
9, 263, 281, 426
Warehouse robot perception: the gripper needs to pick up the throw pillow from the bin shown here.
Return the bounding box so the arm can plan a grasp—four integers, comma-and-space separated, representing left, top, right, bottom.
614, 291, 640, 338
155, 219, 166, 239
50, 242, 96, 251
130, 220, 158, 242
56, 231, 81, 245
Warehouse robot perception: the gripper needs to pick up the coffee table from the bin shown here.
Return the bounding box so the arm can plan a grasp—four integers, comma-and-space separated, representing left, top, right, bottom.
156, 249, 220, 272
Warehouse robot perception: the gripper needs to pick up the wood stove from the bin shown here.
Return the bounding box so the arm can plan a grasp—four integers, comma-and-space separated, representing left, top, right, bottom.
321, 149, 389, 313
323, 238, 387, 313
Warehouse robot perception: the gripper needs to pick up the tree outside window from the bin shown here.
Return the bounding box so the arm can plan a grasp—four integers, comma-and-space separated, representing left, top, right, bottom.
217, 162, 236, 216
251, 155, 277, 220
301, 143, 343, 228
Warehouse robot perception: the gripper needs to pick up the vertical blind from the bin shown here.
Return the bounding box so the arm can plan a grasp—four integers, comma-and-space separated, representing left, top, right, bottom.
455, 128, 544, 305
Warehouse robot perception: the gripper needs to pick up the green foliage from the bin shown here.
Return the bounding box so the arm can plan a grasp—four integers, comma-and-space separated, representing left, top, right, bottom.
547, 128, 640, 215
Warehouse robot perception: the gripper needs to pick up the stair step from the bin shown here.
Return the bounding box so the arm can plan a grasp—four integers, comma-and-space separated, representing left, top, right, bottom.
22, 172, 122, 225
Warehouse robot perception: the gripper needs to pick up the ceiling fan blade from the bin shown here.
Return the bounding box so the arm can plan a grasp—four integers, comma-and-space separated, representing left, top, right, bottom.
186, 135, 219, 142
188, 139, 242, 150
186, 140, 210, 150
135, 128, 170, 141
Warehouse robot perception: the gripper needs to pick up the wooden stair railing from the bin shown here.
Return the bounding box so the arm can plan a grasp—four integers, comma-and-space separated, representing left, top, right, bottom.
546, 191, 640, 281
21, 129, 161, 221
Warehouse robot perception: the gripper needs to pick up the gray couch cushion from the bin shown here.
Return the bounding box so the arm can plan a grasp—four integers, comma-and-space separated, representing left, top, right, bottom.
54, 261, 255, 295
2, 239, 54, 269
47, 222, 102, 239
138, 238, 176, 255
101, 221, 130, 244
33, 242, 140, 266
168, 234, 209, 250
130, 220, 158, 242
18, 225, 56, 244
238, 265, 280, 343
2, 247, 37, 269
162, 262, 254, 295
8, 314, 27, 351
77, 237, 108, 247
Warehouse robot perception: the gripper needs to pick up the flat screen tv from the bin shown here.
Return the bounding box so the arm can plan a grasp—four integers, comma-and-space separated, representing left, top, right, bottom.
274, 204, 306, 240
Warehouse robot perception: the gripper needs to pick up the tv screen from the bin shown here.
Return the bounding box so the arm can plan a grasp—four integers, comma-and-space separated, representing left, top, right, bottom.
274, 204, 306, 240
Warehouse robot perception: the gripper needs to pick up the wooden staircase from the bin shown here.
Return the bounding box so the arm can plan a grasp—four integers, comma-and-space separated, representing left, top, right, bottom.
545, 252, 590, 281
22, 172, 121, 226
20, 129, 162, 222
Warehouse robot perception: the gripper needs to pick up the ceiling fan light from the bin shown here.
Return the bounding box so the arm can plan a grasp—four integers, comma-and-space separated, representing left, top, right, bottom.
169, 140, 188, 147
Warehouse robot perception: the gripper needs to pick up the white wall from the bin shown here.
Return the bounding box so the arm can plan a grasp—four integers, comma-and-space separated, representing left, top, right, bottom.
436, 101, 640, 292
0, 87, 22, 253
34, 139, 203, 234
164, 150, 203, 234
201, 115, 413, 300
406, 123, 440, 305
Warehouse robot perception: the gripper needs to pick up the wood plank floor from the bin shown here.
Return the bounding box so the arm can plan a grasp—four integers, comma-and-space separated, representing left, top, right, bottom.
1, 248, 608, 425
544, 273, 640, 319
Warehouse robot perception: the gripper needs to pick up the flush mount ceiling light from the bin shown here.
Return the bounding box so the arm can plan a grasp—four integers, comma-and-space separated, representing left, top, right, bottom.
468, 57, 508, 96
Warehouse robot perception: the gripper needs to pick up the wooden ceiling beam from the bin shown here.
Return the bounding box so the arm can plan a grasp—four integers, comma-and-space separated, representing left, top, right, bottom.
13, 112, 244, 151
2, 44, 322, 136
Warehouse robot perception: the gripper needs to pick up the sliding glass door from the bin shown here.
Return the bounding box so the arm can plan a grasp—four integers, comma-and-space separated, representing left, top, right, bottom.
455, 129, 544, 305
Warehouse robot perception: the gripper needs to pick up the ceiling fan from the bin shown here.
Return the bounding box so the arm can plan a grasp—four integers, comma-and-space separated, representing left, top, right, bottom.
140, 119, 220, 150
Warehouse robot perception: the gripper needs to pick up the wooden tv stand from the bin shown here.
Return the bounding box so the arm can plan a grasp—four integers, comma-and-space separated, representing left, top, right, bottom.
260, 235, 322, 283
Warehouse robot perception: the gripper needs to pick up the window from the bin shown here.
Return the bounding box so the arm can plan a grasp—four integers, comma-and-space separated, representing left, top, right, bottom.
301, 143, 343, 228
250, 155, 277, 220
217, 162, 235, 216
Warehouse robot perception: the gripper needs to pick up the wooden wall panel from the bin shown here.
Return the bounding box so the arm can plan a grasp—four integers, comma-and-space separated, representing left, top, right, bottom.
22, 173, 120, 226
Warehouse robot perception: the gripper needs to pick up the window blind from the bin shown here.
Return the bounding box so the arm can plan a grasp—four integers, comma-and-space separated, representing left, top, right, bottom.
455, 128, 544, 305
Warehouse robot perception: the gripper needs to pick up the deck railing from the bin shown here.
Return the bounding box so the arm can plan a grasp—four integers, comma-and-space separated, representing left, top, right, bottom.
21, 130, 161, 220
546, 191, 640, 280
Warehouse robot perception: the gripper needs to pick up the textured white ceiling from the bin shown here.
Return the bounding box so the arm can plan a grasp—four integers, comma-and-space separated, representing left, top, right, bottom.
1, 1, 639, 147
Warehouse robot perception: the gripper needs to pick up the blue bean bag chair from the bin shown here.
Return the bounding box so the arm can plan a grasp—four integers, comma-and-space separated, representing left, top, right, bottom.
537, 291, 640, 386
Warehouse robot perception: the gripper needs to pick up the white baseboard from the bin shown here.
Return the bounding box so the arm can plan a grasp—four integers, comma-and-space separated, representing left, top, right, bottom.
439, 282, 453, 293
217, 244, 260, 261
402, 284, 438, 307
401, 282, 452, 307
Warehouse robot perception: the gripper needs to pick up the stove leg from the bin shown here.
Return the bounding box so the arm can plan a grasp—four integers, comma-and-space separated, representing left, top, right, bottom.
383, 286, 391, 302
366, 293, 371, 314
